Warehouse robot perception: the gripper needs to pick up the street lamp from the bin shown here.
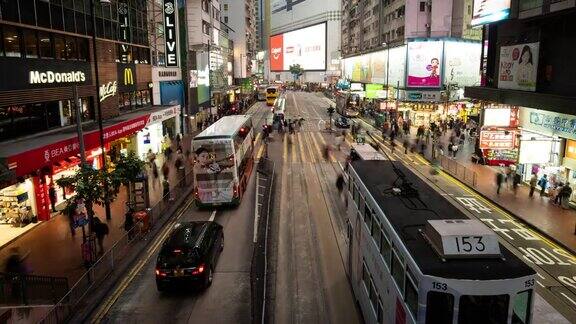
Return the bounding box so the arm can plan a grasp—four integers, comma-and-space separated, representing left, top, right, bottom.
90, 0, 112, 221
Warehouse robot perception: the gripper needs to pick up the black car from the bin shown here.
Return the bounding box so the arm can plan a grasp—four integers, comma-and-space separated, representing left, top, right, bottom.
335, 116, 351, 128
155, 221, 224, 291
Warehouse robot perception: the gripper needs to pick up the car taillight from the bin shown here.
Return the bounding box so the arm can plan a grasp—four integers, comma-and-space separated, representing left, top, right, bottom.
194, 187, 199, 198
155, 269, 167, 277
192, 264, 205, 275
233, 183, 239, 198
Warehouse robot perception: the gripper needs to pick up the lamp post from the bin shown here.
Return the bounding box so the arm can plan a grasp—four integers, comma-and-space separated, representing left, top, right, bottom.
90, 0, 112, 221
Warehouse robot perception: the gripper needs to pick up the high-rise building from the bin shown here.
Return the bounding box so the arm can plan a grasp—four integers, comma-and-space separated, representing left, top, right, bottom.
221, 0, 257, 79
342, 0, 481, 56
269, 0, 342, 83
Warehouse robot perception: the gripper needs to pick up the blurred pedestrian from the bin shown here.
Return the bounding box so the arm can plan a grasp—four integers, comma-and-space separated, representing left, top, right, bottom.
529, 172, 537, 197
336, 174, 344, 193
124, 208, 135, 240
92, 217, 109, 255
538, 174, 548, 197
48, 183, 57, 212
513, 172, 521, 195
162, 178, 170, 201
496, 171, 504, 195
403, 139, 409, 154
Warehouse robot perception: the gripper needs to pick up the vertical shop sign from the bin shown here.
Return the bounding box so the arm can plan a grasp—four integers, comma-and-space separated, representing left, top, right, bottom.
163, 0, 178, 67
118, 2, 130, 62
32, 177, 51, 221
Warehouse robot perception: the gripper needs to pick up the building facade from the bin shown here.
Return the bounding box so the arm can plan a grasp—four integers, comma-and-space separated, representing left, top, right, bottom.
465, 2, 576, 198
341, 0, 481, 57
269, 0, 342, 83
0, 0, 181, 245
221, 0, 256, 80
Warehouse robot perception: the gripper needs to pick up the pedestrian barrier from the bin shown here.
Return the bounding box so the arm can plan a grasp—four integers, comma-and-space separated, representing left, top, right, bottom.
0, 273, 69, 306
251, 158, 275, 324
440, 155, 478, 187
38, 171, 194, 324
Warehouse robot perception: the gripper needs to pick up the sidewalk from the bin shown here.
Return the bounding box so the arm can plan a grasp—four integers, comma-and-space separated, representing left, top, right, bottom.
361, 115, 576, 254
0, 133, 196, 285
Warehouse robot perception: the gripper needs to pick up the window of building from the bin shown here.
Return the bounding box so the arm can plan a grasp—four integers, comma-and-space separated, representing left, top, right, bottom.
224, 16, 228, 24
223, 4, 228, 11
54, 35, 66, 59
0, 0, 20, 22
65, 36, 78, 60
3, 26, 22, 58
36, 0, 52, 28
51, 4, 65, 30
38, 33, 54, 59
426, 291, 454, 324
23, 29, 39, 59
202, 21, 211, 35
20, 0, 36, 25
420, 1, 426, 11
77, 38, 88, 61
202, 0, 209, 12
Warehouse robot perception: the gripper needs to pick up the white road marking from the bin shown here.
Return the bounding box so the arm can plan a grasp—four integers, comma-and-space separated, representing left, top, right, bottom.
209, 210, 217, 222
560, 292, 576, 306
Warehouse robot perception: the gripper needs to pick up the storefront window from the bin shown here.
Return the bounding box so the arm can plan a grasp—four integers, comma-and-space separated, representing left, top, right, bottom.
55, 35, 66, 60
23, 29, 39, 59
65, 36, 78, 60
0, 180, 37, 227
39, 32, 54, 59
118, 91, 151, 111
3, 26, 22, 58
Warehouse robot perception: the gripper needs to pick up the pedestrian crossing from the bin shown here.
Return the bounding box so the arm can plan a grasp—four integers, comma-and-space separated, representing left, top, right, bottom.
263, 131, 340, 163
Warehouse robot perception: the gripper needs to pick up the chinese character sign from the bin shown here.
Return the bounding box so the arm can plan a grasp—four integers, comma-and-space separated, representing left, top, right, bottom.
479, 130, 517, 150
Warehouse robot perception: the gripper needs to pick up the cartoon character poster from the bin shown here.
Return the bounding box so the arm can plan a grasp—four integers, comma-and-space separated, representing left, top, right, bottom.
407, 41, 443, 88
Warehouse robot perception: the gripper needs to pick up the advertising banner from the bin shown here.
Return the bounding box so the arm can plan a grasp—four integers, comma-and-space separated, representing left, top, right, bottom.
444, 41, 482, 87
370, 53, 387, 84
519, 107, 576, 140
388, 46, 406, 87
471, 0, 511, 26
365, 84, 385, 99
351, 55, 371, 83
196, 52, 210, 104
479, 130, 517, 150
498, 42, 539, 92
269, 22, 326, 71
407, 41, 443, 88
163, 0, 178, 67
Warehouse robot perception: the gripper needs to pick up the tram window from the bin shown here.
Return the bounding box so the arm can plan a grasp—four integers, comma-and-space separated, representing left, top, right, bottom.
391, 249, 405, 294
377, 297, 384, 324
458, 294, 510, 324
369, 279, 378, 312
405, 276, 418, 319
353, 184, 360, 207
373, 221, 381, 249
380, 233, 391, 267
365, 207, 373, 232
362, 262, 370, 288
426, 291, 454, 323
512, 290, 532, 324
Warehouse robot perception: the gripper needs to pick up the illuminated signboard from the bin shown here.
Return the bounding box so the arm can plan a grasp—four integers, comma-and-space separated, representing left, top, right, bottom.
163, 0, 178, 67
479, 130, 517, 150
471, 0, 511, 26
270, 22, 326, 71
407, 41, 443, 88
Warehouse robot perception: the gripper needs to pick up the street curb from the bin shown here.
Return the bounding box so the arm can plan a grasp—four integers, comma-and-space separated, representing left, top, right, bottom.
67, 185, 194, 323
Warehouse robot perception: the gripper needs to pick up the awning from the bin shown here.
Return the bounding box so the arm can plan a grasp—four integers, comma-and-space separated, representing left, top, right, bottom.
0, 105, 180, 178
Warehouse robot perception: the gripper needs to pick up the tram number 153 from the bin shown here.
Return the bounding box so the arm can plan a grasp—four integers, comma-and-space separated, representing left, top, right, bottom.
454, 236, 485, 253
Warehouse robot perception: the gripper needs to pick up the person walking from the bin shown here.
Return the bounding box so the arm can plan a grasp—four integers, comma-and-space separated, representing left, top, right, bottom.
561, 184, 573, 209
451, 143, 459, 158
538, 174, 548, 197
529, 172, 538, 197
496, 171, 504, 195
512, 172, 521, 195
124, 208, 135, 240
92, 217, 109, 255
403, 139, 409, 154
48, 183, 57, 212
162, 178, 170, 201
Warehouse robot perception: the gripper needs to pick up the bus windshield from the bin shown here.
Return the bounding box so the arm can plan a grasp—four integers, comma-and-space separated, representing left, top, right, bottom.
266, 88, 277, 95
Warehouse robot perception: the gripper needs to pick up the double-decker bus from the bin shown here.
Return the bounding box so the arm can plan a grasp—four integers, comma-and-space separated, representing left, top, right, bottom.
345, 160, 535, 324
266, 86, 280, 106
192, 115, 254, 207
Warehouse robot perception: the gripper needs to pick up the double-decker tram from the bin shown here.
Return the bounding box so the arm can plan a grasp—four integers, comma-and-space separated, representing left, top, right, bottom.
344, 160, 536, 324
192, 115, 254, 207
265, 86, 280, 106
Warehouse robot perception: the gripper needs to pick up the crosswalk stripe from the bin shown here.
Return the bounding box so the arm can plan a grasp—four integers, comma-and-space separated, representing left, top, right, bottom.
297, 132, 307, 162
291, 134, 297, 163
254, 132, 261, 145
303, 132, 317, 163
283, 133, 288, 163
308, 131, 325, 162
257, 143, 265, 159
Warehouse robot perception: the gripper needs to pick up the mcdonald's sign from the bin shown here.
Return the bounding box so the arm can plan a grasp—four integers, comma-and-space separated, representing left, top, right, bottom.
117, 63, 137, 91
123, 68, 134, 85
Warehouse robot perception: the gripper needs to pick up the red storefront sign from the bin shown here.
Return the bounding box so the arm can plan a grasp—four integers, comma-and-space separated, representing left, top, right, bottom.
5, 109, 175, 177
479, 130, 517, 150
32, 177, 50, 221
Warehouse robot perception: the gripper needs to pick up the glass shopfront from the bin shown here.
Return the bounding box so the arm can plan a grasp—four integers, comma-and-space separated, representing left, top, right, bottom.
0, 179, 37, 227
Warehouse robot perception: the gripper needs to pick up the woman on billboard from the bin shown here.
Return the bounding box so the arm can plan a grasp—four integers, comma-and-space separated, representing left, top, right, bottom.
516, 45, 534, 87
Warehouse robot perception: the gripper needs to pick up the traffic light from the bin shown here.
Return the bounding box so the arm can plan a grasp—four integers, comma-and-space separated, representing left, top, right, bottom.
327, 107, 335, 115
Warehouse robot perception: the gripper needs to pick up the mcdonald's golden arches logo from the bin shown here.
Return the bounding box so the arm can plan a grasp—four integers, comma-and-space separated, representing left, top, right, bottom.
123, 68, 134, 85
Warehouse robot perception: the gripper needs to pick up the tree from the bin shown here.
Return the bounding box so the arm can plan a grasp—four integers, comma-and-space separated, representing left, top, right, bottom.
56, 164, 118, 235
289, 64, 304, 83
111, 151, 146, 208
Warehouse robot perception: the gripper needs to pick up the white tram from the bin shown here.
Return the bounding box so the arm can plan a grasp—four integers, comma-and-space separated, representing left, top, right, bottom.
344, 160, 536, 324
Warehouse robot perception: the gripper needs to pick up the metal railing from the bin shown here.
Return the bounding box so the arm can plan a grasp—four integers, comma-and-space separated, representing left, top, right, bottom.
39, 171, 194, 324
0, 273, 69, 306
251, 159, 275, 324
440, 155, 478, 187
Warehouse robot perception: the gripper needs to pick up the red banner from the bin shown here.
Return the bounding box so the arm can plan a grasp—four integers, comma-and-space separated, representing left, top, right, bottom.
270, 34, 284, 71
7, 115, 151, 176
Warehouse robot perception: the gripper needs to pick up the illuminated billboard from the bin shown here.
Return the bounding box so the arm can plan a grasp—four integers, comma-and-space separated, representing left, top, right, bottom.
407, 41, 443, 88
270, 22, 327, 71
471, 0, 511, 26
444, 41, 482, 87
498, 42, 540, 92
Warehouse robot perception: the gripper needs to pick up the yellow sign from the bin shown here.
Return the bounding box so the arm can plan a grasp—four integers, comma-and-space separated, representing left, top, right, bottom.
123, 68, 134, 85
566, 140, 576, 160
